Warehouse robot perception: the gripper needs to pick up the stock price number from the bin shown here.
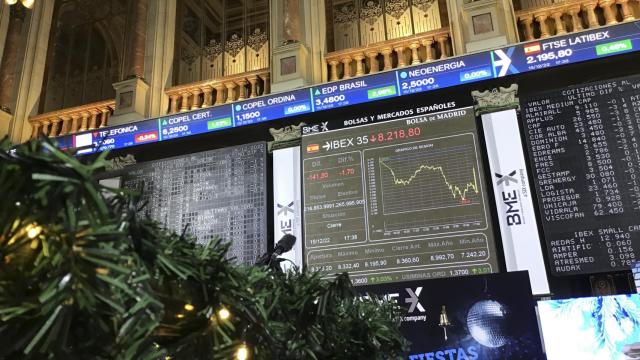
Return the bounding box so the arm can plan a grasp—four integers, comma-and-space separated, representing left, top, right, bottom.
315, 94, 346, 107
431, 253, 455, 261
309, 264, 333, 272
364, 259, 387, 268
162, 125, 189, 136
526, 49, 573, 64
337, 262, 360, 270
95, 138, 115, 150
401, 77, 436, 91
460, 250, 487, 259
306, 170, 329, 181
449, 268, 470, 276
338, 167, 356, 177
236, 111, 261, 122
396, 256, 420, 265
369, 127, 421, 143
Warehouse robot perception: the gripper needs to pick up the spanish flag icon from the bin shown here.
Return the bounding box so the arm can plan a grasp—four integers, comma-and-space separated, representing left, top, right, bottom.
306, 143, 320, 153
524, 42, 541, 55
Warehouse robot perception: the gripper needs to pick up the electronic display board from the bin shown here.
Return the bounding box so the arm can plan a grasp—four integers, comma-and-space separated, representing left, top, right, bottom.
302, 107, 497, 285
158, 105, 233, 141
539, 294, 640, 360
362, 272, 543, 360
522, 75, 640, 275
73, 117, 161, 154
312, 71, 398, 111
120, 142, 267, 265
56, 21, 640, 155
233, 88, 312, 126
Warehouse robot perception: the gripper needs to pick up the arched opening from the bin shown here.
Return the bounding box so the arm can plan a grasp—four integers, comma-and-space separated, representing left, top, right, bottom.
173, 0, 269, 86
40, 0, 131, 113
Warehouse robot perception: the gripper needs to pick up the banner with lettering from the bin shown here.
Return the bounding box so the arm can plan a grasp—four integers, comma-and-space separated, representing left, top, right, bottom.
482, 109, 549, 295
359, 272, 543, 360
273, 146, 303, 270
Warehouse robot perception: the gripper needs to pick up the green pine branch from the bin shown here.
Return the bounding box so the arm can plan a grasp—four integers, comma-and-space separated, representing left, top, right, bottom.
0, 137, 407, 360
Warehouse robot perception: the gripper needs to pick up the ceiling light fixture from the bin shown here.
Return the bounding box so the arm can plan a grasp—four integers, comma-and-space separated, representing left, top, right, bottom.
4, 0, 35, 9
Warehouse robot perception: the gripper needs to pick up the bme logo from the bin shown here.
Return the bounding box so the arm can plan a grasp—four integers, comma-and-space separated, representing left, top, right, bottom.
386, 287, 425, 313
302, 121, 329, 134
276, 201, 294, 216
495, 170, 522, 226
495, 170, 517, 186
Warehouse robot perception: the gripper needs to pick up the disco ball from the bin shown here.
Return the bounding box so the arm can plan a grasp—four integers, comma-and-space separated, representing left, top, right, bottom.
466, 300, 510, 348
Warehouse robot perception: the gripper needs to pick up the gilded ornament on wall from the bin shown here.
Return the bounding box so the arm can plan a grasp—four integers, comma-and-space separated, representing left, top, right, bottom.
203, 39, 223, 61
334, 4, 358, 24
471, 84, 520, 115
413, 0, 436, 12
268, 123, 306, 152
225, 33, 245, 58
181, 45, 198, 65
360, 0, 383, 25
385, 0, 409, 20
247, 28, 268, 52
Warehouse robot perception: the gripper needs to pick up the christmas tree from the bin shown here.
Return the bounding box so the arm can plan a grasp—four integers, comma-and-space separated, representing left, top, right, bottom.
0, 138, 407, 359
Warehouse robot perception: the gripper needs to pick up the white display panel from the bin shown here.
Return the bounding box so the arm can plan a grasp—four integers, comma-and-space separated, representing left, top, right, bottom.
482, 109, 550, 295
273, 146, 303, 270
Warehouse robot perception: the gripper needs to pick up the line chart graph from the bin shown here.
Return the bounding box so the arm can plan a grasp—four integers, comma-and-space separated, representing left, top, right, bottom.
364, 134, 487, 239
377, 143, 481, 214
379, 158, 479, 202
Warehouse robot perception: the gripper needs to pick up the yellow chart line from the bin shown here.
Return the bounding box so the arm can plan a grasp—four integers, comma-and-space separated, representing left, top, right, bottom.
379, 158, 479, 201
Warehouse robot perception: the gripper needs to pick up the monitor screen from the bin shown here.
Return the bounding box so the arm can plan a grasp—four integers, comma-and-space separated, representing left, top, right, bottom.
301, 106, 498, 285
538, 294, 640, 360
361, 271, 544, 360
120, 142, 268, 264
522, 75, 640, 275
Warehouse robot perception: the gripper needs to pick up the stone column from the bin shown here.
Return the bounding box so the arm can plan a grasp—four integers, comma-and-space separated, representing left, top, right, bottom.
394, 46, 407, 67
421, 38, 435, 62
616, 0, 635, 22
202, 85, 213, 105
551, 12, 567, 35
341, 57, 352, 79
145, 0, 176, 117
567, 6, 583, 32
283, 0, 301, 43
409, 42, 421, 65
168, 94, 179, 114
0, 6, 26, 114
366, 51, 378, 73
0, 5, 10, 64
598, 0, 618, 25
270, 0, 326, 92
213, 84, 225, 105
110, 0, 150, 125
520, 16, 534, 41
247, 76, 258, 98
381, 47, 393, 70
125, 0, 148, 79
582, 2, 599, 28
58, 115, 70, 136
190, 88, 202, 109
10, 0, 55, 143
535, 13, 550, 38
448, 0, 519, 53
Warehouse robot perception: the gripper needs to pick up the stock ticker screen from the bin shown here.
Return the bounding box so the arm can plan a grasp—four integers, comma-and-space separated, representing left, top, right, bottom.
120, 142, 268, 265
523, 75, 640, 275
301, 107, 498, 285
